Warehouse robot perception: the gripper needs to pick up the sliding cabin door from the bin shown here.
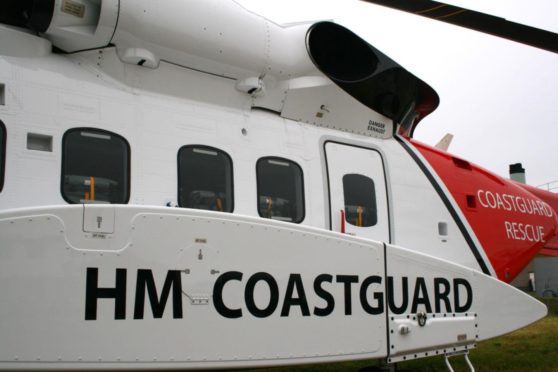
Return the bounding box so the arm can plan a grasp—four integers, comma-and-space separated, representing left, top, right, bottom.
325, 142, 389, 243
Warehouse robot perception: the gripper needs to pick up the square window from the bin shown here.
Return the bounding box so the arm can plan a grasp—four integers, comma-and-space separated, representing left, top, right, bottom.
61, 128, 130, 204
257, 157, 304, 223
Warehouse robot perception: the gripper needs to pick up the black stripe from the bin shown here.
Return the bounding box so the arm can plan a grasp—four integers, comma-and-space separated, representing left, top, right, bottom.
108, 0, 121, 46
395, 136, 491, 275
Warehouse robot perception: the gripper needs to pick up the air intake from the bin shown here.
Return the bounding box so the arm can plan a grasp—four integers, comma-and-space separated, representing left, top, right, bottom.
306, 21, 379, 83
306, 21, 439, 128
0, 0, 55, 33
1, 0, 119, 53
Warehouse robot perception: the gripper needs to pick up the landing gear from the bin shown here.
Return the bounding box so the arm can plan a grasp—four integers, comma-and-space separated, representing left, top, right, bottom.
444, 350, 475, 372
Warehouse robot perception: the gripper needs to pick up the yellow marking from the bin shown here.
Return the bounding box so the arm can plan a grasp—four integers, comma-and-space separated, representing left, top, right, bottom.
90, 176, 95, 201
356, 206, 363, 227
436, 9, 467, 20
415, 4, 447, 14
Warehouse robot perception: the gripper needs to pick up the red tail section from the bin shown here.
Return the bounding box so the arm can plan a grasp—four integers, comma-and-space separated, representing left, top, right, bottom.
410, 139, 558, 282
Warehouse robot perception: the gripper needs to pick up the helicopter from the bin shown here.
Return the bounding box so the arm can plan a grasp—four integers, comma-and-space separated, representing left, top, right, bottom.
0, 0, 557, 370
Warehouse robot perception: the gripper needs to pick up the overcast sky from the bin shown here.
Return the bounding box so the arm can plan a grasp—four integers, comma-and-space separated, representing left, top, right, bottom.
239, 0, 558, 189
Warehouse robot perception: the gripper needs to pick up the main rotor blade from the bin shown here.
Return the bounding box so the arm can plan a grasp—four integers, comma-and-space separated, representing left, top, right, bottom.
361, 0, 558, 54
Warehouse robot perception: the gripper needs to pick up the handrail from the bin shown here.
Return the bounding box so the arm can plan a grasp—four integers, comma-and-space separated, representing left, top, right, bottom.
537, 181, 558, 193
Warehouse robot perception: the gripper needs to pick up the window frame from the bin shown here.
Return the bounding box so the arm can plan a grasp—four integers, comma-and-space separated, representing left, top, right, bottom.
0, 120, 5, 192
176, 144, 234, 213
256, 156, 305, 224
60, 127, 131, 204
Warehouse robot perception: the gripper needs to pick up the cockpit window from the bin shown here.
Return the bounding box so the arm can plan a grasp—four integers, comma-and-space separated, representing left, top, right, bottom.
177, 145, 233, 212
257, 157, 304, 223
61, 128, 130, 204
343, 173, 377, 227
0, 121, 5, 192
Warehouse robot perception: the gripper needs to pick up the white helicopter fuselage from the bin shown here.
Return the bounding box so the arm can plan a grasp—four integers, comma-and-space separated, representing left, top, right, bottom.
0, 0, 550, 369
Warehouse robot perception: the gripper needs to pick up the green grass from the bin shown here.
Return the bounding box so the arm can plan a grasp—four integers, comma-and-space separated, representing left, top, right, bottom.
249, 297, 558, 372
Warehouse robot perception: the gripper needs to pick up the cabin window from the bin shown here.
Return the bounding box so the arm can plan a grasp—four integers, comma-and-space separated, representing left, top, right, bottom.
343, 173, 377, 227
178, 145, 233, 212
257, 157, 304, 223
0, 121, 5, 192
61, 128, 130, 204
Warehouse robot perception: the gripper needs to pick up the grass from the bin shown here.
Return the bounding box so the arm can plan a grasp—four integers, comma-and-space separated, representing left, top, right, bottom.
248, 297, 558, 372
